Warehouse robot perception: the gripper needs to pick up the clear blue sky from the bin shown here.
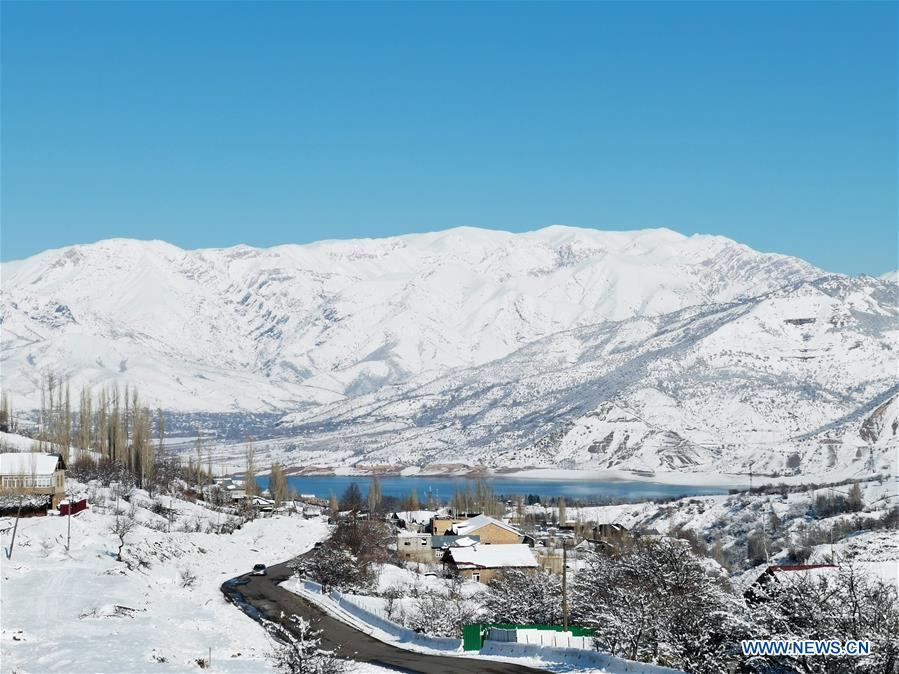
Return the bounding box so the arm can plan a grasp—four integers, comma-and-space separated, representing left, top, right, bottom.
2, 2, 896, 274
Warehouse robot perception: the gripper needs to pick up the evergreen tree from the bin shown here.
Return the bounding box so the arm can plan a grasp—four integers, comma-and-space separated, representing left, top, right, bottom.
847, 482, 864, 512
339, 482, 364, 512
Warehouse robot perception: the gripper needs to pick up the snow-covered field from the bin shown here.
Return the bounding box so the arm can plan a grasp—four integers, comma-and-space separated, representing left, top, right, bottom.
0, 479, 341, 674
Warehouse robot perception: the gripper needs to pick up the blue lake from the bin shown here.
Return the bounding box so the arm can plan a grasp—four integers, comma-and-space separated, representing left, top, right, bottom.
254, 474, 735, 504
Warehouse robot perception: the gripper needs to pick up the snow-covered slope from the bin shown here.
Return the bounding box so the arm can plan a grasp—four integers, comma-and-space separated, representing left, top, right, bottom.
1, 226, 820, 411
276, 275, 898, 477
3, 226, 894, 477
0, 473, 331, 673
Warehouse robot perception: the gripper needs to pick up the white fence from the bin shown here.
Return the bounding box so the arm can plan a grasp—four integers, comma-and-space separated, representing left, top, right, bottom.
486, 627, 593, 649
479, 641, 685, 673
298, 582, 462, 651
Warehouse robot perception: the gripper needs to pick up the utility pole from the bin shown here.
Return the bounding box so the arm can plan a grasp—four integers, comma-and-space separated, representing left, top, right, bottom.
6, 497, 23, 560
562, 539, 569, 632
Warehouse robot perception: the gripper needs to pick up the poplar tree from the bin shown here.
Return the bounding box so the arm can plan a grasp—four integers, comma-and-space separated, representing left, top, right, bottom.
270, 463, 287, 506
367, 475, 382, 514
244, 445, 258, 497
77, 386, 92, 451
329, 491, 339, 520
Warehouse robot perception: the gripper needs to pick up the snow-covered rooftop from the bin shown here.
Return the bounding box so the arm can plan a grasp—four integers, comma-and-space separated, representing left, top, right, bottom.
397, 530, 430, 539
392, 510, 437, 523
0, 452, 63, 476
445, 543, 537, 569
453, 514, 522, 537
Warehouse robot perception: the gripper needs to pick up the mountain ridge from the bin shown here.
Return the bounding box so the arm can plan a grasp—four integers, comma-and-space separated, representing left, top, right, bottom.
2, 225, 825, 414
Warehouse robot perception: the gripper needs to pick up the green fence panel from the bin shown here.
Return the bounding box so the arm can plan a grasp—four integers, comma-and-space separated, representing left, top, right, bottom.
463, 622, 596, 649
462, 623, 485, 651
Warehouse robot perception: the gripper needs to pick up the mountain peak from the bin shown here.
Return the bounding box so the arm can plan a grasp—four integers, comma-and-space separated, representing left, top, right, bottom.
3, 226, 825, 412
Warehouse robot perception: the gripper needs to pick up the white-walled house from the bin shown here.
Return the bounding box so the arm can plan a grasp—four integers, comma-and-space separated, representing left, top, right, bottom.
0, 453, 67, 508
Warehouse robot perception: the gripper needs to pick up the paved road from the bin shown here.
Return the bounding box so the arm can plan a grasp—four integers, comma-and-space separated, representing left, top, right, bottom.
221, 560, 549, 674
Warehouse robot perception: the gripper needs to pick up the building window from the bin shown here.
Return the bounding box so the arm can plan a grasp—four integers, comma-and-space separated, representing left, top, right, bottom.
472, 572, 480, 583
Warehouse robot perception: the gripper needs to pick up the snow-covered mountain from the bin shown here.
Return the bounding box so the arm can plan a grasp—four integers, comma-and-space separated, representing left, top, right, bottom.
275, 275, 897, 477
2, 226, 894, 477
1, 226, 819, 412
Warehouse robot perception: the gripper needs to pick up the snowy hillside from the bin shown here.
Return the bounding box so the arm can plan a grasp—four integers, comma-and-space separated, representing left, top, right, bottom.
275, 275, 897, 478
1, 226, 820, 412
3, 226, 895, 478
0, 478, 333, 673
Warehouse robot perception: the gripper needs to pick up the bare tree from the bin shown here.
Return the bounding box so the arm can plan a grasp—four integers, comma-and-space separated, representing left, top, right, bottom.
109, 510, 137, 562
367, 475, 382, 514
244, 444, 258, 497
270, 463, 288, 507
328, 492, 338, 521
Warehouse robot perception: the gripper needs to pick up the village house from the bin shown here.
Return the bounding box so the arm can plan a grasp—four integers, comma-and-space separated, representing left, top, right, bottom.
0, 452, 67, 508
451, 514, 524, 544
391, 510, 438, 533
397, 531, 434, 563
209, 477, 247, 502
533, 545, 566, 574
300, 502, 324, 518
429, 514, 467, 535
430, 534, 480, 552
397, 532, 485, 564
442, 542, 538, 583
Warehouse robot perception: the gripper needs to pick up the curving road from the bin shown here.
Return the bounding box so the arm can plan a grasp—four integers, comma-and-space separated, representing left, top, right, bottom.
221, 560, 549, 674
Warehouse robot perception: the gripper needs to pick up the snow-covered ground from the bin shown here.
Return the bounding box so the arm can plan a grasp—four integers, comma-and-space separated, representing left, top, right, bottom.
522, 478, 899, 585
0, 478, 385, 674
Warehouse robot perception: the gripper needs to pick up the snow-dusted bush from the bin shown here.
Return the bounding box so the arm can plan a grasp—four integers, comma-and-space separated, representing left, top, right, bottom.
746, 564, 899, 674
179, 567, 198, 589
264, 615, 345, 674
381, 586, 404, 622
484, 569, 562, 625
296, 545, 372, 593
572, 538, 747, 674
406, 593, 481, 639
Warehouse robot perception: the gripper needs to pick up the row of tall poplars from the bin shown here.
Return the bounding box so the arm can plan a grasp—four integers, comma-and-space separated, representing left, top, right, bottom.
34, 375, 162, 489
